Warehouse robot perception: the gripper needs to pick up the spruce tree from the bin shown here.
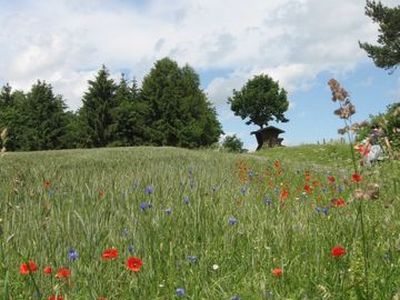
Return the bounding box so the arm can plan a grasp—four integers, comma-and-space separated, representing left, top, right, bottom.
80, 65, 117, 147
0, 83, 12, 108
110, 74, 147, 146
22, 80, 68, 150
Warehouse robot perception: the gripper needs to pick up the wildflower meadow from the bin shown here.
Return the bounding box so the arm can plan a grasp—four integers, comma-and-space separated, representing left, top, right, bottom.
0, 142, 399, 299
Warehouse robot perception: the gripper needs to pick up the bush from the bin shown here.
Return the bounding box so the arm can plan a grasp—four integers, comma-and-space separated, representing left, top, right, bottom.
356, 102, 400, 154
222, 135, 245, 153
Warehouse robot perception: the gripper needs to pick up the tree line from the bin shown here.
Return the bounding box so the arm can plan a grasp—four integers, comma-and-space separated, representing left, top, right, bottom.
0, 58, 223, 151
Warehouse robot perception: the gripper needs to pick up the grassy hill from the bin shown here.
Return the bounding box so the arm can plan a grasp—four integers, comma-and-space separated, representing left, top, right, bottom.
0, 146, 399, 299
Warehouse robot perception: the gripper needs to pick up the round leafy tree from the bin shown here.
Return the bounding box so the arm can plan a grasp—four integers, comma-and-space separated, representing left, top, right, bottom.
222, 134, 245, 153
228, 74, 289, 128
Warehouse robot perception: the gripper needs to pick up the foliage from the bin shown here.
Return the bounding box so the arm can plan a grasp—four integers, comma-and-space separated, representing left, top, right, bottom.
0, 82, 70, 151
141, 58, 223, 147
79, 65, 118, 148
228, 74, 289, 128
109, 75, 148, 146
0, 58, 221, 151
359, 0, 400, 71
356, 102, 400, 151
221, 134, 245, 153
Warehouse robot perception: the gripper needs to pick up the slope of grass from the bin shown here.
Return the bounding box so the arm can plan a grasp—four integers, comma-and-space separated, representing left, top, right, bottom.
255, 144, 354, 169
0, 146, 399, 299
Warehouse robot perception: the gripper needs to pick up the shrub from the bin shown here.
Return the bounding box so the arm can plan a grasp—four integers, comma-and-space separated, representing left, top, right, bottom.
222, 135, 245, 153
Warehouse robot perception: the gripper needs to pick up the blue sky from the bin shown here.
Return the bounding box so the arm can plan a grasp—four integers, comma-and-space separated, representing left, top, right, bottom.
0, 0, 399, 151
210, 62, 399, 149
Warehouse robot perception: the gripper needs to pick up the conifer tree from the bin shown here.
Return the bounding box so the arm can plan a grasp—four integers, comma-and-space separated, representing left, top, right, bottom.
22, 80, 68, 150
110, 74, 147, 146
360, 1, 400, 71
80, 65, 117, 147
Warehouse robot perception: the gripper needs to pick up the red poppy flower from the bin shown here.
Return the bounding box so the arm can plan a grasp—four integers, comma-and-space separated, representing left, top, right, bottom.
55, 268, 71, 279
274, 160, 281, 170
304, 184, 312, 194
126, 257, 143, 272
44, 180, 51, 189
331, 245, 346, 257
272, 268, 283, 277
327, 176, 336, 184
304, 171, 311, 182
20, 260, 38, 275
351, 173, 362, 183
43, 266, 52, 275
47, 296, 63, 300
102, 248, 119, 260
312, 180, 320, 187
357, 145, 370, 157
99, 190, 105, 198
280, 189, 289, 201
332, 198, 346, 207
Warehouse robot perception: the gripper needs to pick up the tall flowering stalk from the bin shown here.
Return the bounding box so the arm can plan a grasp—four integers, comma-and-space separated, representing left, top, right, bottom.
328, 79, 369, 298
327, 79, 358, 171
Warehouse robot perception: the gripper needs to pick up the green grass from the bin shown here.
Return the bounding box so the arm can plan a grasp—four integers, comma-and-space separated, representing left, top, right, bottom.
0, 146, 399, 299
255, 144, 354, 169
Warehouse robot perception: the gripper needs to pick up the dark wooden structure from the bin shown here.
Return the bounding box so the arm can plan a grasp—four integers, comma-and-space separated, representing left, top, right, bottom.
251, 126, 285, 151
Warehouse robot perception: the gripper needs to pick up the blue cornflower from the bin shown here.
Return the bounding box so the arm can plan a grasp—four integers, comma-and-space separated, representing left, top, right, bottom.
140, 202, 152, 211
187, 255, 198, 264
231, 295, 241, 300
122, 228, 129, 237
176, 288, 185, 297
264, 197, 273, 206
165, 208, 172, 215
183, 196, 190, 205
274, 187, 280, 195
145, 185, 154, 195
68, 248, 79, 261
128, 245, 135, 253
315, 207, 329, 216
228, 216, 238, 226
338, 185, 345, 193
248, 170, 255, 178
48, 189, 55, 197
240, 186, 247, 195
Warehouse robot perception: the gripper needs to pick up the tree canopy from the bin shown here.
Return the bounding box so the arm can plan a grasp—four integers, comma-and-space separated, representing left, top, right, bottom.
359, 0, 400, 71
79, 65, 118, 147
228, 74, 289, 129
222, 135, 245, 153
141, 58, 223, 148
0, 57, 223, 151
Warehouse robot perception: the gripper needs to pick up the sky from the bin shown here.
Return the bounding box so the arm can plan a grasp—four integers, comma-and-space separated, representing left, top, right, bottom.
0, 0, 399, 151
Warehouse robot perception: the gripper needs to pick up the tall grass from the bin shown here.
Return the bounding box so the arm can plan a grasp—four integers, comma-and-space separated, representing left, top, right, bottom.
0, 146, 399, 299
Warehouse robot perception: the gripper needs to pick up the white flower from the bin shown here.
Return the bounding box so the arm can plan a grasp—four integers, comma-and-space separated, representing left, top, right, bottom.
212, 264, 219, 270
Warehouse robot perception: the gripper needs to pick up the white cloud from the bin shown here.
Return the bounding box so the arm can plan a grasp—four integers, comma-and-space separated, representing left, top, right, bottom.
0, 0, 399, 109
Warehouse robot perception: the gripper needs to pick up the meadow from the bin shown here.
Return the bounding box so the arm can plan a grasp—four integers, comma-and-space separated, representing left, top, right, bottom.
0, 145, 399, 299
